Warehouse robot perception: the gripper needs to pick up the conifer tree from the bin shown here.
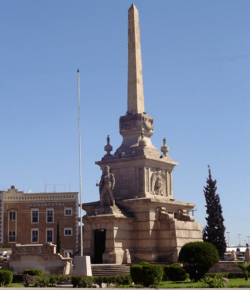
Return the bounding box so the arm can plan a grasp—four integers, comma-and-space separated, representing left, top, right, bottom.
56, 221, 62, 255
203, 166, 227, 258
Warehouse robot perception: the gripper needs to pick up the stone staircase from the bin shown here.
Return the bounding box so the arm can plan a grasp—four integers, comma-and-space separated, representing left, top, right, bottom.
91, 264, 130, 276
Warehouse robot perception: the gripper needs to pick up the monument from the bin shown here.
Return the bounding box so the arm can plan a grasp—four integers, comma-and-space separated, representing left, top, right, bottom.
82, 4, 202, 264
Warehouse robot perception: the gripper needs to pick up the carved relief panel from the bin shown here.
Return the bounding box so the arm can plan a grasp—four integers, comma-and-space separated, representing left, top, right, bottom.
150, 169, 167, 196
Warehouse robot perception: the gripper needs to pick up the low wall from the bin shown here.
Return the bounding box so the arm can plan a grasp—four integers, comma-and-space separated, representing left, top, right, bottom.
9, 243, 72, 274
209, 261, 244, 273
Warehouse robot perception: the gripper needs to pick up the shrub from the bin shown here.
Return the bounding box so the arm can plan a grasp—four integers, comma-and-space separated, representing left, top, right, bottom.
113, 274, 132, 285
164, 263, 189, 281
235, 262, 250, 280
228, 272, 245, 279
34, 275, 50, 287
23, 274, 36, 287
71, 275, 93, 288
13, 274, 23, 283
200, 276, 225, 288
178, 241, 219, 281
130, 262, 163, 287
23, 269, 44, 276
130, 264, 144, 285
0, 270, 13, 286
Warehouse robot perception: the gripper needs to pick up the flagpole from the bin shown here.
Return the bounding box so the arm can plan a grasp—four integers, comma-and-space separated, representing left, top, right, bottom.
77, 69, 83, 256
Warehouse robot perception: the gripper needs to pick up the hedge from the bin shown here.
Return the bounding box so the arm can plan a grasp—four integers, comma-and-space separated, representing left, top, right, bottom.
0, 270, 13, 286
23, 269, 44, 276
164, 263, 189, 281
130, 262, 163, 286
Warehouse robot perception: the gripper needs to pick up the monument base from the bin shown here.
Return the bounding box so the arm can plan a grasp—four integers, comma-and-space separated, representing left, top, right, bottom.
82, 197, 203, 264
73, 256, 92, 276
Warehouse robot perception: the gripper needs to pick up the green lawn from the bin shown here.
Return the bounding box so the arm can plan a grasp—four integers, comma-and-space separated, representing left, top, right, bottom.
4, 278, 250, 288
114, 278, 250, 288
226, 278, 250, 287
5, 283, 24, 287
158, 281, 202, 288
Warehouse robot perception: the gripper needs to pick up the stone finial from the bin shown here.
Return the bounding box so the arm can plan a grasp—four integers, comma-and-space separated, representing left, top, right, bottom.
127, 4, 145, 114
161, 138, 169, 156
139, 131, 147, 146
104, 135, 113, 156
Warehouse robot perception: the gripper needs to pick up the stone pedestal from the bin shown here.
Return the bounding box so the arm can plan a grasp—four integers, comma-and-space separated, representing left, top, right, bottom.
73, 256, 92, 276
82, 197, 202, 264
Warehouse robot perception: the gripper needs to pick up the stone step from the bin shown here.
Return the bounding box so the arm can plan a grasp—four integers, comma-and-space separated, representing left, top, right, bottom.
91, 264, 130, 276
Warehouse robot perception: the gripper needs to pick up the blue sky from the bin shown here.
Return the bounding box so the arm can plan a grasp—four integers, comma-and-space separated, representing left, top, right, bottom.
1, 0, 249, 246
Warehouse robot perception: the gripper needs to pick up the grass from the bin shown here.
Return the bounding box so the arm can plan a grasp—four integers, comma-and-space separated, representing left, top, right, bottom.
113, 278, 250, 288
226, 278, 250, 287
5, 283, 24, 287
0, 247, 8, 251
158, 281, 202, 288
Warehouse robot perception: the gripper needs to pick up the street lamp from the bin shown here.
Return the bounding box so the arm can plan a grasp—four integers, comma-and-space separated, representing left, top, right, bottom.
226, 232, 230, 247
238, 234, 241, 247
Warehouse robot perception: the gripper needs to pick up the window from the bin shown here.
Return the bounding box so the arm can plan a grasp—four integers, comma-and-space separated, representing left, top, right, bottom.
46, 229, 53, 243
64, 207, 72, 216
31, 209, 39, 223
46, 209, 54, 223
31, 229, 39, 243
9, 231, 15, 242
9, 211, 16, 221
64, 228, 72, 236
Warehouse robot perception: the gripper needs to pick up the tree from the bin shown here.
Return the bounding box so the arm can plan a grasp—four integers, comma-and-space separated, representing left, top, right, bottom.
203, 165, 227, 258
56, 221, 62, 255
235, 262, 250, 280
178, 241, 219, 281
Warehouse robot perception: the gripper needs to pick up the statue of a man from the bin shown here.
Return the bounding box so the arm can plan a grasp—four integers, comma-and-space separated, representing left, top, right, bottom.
96, 166, 115, 207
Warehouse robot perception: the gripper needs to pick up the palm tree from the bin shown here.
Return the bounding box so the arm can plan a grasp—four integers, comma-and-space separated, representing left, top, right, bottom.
235, 262, 250, 280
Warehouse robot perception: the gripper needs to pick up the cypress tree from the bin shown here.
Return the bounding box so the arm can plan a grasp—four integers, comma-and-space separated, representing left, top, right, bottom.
56, 221, 62, 255
203, 165, 227, 258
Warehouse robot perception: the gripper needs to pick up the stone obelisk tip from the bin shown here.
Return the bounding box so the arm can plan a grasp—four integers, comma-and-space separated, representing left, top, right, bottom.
129, 3, 137, 10
127, 4, 145, 114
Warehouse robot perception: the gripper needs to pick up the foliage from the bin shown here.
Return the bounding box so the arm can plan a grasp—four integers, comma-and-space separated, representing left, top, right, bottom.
227, 272, 245, 279
23, 274, 36, 287
164, 263, 189, 281
71, 275, 93, 288
235, 262, 250, 280
56, 221, 62, 255
0, 270, 13, 286
203, 166, 227, 258
23, 269, 44, 276
130, 264, 144, 285
113, 274, 132, 285
199, 276, 225, 288
33, 275, 59, 287
178, 241, 219, 281
13, 274, 24, 283
130, 262, 163, 286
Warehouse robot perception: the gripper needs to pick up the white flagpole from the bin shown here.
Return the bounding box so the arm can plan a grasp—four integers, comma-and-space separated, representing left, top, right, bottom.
77, 69, 83, 256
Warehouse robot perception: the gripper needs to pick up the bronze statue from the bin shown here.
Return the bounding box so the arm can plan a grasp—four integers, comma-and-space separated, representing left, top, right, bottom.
96, 166, 115, 207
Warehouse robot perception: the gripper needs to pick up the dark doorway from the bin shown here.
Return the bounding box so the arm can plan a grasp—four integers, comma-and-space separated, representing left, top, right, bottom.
94, 229, 106, 264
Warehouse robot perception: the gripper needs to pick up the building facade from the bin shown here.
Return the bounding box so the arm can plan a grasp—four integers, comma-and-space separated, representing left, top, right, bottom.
0, 186, 79, 257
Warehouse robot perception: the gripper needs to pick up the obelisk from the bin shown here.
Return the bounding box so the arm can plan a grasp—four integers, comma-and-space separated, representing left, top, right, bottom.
114, 4, 159, 158
127, 4, 145, 114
